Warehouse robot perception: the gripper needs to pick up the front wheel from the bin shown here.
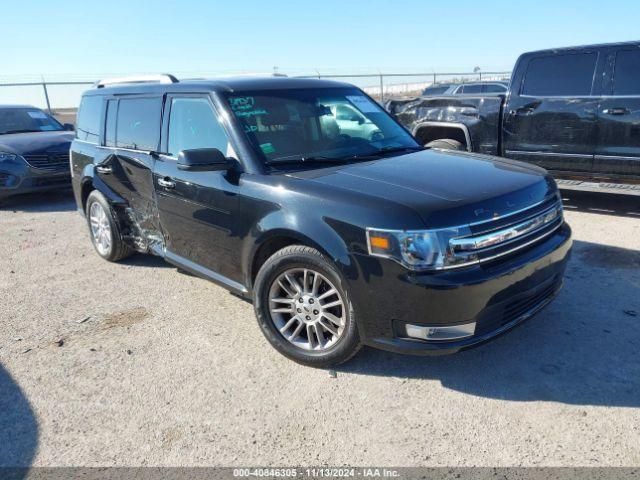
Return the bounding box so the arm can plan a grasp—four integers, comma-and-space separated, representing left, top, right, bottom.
253, 245, 361, 367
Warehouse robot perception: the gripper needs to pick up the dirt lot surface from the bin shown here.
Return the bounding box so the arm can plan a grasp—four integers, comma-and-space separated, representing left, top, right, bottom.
0, 189, 639, 467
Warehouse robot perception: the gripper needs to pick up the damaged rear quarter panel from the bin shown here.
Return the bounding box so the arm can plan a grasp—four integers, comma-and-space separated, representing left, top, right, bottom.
392, 95, 504, 155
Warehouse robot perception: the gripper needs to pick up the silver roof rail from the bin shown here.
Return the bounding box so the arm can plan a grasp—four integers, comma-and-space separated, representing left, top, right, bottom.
94, 74, 178, 88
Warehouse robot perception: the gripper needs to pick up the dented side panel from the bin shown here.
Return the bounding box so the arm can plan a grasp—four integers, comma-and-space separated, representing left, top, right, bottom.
94, 149, 164, 253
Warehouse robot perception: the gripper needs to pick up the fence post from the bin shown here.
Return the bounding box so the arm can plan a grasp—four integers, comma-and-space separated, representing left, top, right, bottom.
379, 74, 384, 102
433, 73, 436, 85
42, 78, 52, 115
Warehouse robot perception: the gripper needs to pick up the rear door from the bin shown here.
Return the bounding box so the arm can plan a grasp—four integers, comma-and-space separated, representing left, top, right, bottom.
595, 46, 640, 178
502, 51, 601, 173
96, 95, 162, 236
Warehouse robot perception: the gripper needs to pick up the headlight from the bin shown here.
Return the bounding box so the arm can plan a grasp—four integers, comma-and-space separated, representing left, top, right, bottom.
366, 226, 475, 271
0, 152, 17, 163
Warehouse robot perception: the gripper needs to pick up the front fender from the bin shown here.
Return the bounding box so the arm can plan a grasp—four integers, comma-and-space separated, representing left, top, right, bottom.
242, 210, 359, 291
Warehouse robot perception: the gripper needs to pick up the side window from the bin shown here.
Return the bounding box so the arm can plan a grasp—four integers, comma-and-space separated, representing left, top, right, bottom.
462, 84, 482, 94
116, 97, 161, 151
76, 96, 102, 144
612, 49, 640, 95
104, 99, 117, 147
522, 52, 597, 96
483, 84, 507, 93
455, 85, 465, 94
167, 97, 230, 156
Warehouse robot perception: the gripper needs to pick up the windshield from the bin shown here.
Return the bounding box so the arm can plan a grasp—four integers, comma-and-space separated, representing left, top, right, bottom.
224, 88, 420, 166
0, 107, 64, 135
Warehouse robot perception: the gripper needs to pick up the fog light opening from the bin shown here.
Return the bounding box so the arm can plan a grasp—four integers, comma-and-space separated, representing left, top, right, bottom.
404, 322, 476, 341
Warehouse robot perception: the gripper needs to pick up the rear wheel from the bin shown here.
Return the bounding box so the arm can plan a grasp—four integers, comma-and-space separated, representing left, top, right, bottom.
253, 245, 361, 367
85, 190, 133, 262
425, 138, 464, 150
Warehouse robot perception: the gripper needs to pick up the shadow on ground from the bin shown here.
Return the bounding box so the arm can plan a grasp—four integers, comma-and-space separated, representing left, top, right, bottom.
120, 254, 172, 269
0, 364, 38, 469
561, 190, 640, 218
338, 240, 640, 408
0, 189, 75, 213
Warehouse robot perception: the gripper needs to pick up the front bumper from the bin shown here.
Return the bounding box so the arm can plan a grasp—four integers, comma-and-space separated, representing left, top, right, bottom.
0, 161, 71, 199
349, 222, 572, 355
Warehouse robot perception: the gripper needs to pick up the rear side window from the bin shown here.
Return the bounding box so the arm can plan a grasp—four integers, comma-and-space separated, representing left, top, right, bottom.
461, 84, 482, 94
484, 84, 507, 93
522, 52, 597, 96
104, 99, 117, 147
612, 49, 640, 95
167, 97, 230, 156
116, 97, 161, 151
422, 85, 450, 95
76, 96, 102, 144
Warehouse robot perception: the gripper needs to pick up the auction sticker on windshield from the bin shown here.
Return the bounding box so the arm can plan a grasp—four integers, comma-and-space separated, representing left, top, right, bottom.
346, 95, 380, 113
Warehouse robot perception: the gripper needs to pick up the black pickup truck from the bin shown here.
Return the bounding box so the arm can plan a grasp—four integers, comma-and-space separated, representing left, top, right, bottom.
387, 41, 640, 195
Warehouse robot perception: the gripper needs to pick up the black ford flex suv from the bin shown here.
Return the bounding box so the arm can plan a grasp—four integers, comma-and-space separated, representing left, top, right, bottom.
70, 75, 572, 367
0, 105, 74, 201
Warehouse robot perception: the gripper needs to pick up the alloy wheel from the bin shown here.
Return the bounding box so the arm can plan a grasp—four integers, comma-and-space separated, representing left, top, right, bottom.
268, 268, 346, 351
89, 202, 112, 256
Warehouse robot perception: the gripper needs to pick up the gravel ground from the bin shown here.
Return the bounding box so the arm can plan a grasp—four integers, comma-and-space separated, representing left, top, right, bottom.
0, 188, 639, 467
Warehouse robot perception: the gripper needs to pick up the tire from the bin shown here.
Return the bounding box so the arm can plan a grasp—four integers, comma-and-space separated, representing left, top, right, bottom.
253, 245, 361, 367
85, 190, 133, 262
425, 138, 464, 150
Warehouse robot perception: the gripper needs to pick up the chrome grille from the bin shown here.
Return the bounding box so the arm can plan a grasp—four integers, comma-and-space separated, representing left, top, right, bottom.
449, 197, 563, 265
23, 153, 70, 172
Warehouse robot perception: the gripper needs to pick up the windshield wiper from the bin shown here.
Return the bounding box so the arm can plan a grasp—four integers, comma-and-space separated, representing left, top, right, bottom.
372, 145, 425, 155
265, 155, 351, 166
332, 146, 424, 163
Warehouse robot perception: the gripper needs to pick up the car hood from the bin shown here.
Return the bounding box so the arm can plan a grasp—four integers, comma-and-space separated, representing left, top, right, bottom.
0, 131, 74, 155
286, 149, 556, 228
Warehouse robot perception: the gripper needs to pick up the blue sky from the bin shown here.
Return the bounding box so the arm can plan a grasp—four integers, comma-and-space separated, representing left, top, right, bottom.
5, 0, 640, 77
2, 0, 640, 107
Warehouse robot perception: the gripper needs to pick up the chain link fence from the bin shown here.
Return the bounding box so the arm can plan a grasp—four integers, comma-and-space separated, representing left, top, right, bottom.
0, 71, 512, 123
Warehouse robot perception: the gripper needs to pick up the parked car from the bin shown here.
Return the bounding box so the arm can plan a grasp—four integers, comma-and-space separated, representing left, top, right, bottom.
0, 105, 74, 201
420, 83, 457, 96
421, 81, 509, 96
71, 75, 572, 367
387, 41, 640, 195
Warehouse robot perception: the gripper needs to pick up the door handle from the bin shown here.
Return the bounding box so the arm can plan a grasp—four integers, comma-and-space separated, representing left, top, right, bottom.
509, 108, 535, 116
602, 107, 630, 115
95, 165, 112, 174
157, 177, 176, 189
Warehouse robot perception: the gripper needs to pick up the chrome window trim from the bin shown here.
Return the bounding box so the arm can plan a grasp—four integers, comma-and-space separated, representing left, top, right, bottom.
595, 154, 640, 160
519, 94, 640, 99
506, 150, 592, 159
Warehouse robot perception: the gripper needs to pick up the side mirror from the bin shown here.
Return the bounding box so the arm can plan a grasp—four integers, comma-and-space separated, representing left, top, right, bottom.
177, 148, 235, 172
63, 123, 75, 131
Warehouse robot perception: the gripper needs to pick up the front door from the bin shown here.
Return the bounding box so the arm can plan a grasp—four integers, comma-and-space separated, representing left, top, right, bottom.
502, 50, 600, 173
154, 94, 242, 283
595, 46, 640, 178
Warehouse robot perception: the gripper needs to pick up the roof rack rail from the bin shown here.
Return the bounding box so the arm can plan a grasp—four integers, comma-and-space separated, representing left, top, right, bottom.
94, 74, 179, 88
